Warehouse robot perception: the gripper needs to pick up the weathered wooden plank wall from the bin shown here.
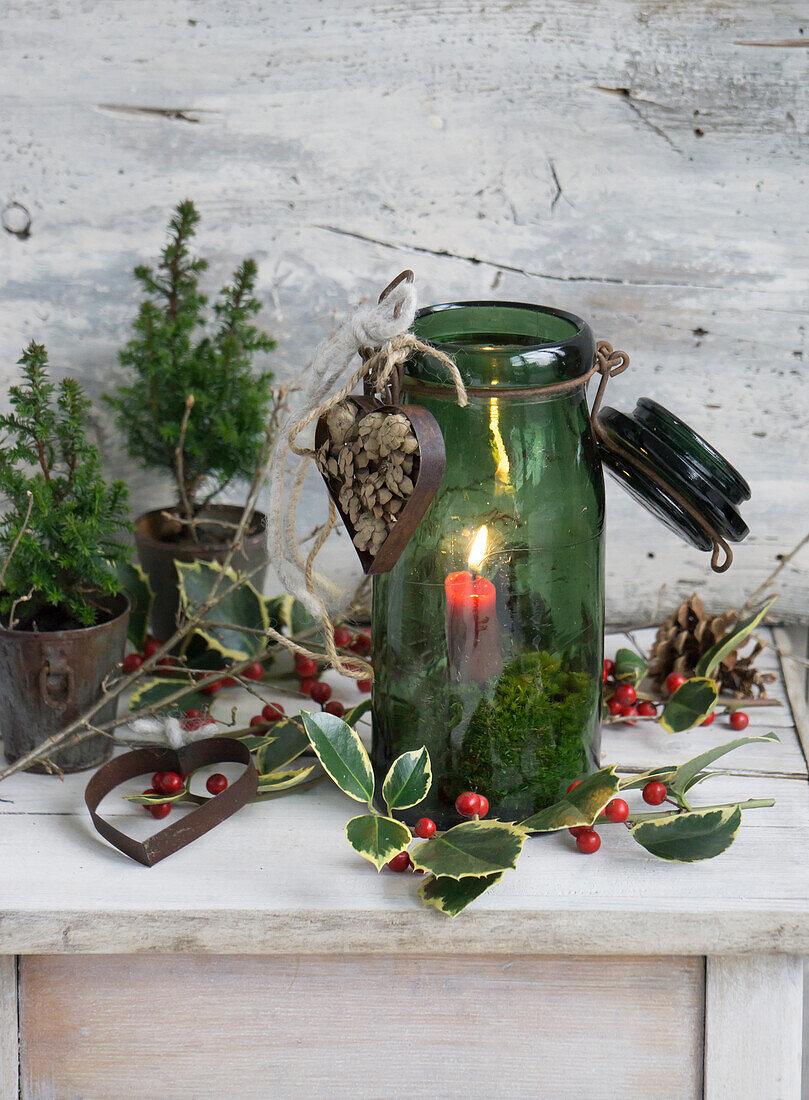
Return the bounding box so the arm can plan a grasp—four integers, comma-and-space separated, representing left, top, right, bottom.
1, 0, 807, 622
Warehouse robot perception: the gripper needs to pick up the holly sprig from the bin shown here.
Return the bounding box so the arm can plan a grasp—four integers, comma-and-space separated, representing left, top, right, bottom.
604, 597, 777, 732
299, 711, 777, 918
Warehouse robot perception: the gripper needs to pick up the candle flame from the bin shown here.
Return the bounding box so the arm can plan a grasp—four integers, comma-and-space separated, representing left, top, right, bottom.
468, 525, 488, 573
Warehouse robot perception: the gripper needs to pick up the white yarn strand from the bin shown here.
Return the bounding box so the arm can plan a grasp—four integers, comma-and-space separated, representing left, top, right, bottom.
266, 280, 417, 621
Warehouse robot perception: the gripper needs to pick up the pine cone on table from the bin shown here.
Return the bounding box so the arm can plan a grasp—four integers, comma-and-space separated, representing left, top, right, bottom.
647, 593, 775, 699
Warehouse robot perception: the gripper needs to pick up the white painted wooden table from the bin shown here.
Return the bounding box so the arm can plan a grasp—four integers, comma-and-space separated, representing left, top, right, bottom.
1, 627, 807, 1099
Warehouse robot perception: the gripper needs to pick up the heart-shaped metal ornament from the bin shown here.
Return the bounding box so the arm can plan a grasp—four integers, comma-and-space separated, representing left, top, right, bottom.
315, 395, 445, 574
85, 737, 258, 866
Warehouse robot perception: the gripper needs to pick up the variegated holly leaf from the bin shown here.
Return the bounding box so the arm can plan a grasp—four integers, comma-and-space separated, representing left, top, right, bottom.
668, 732, 779, 796
520, 766, 620, 832
613, 647, 647, 686
127, 676, 210, 715
124, 789, 187, 805
301, 711, 374, 803
115, 561, 154, 650
618, 766, 677, 792
659, 677, 718, 733
410, 820, 527, 880
418, 872, 503, 918
176, 560, 268, 661
256, 764, 317, 792
630, 805, 742, 862
345, 814, 412, 870
382, 747, 432, 810
695, 597, 776, 678
255, 720, 310, 776
344, 699, 372, 726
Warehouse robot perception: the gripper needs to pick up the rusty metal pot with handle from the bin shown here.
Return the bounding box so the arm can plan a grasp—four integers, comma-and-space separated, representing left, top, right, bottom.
0, 592, 130, 773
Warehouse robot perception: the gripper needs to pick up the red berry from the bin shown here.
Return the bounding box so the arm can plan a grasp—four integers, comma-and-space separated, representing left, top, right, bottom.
350, 634, 372, 655
455, 791, 483, 818
182, 716, 204, 731
149, 802, 171, 820
324, 700, 345, 718
614, 683, 636, 706
603, 658, 615, 682
604, 798, 629, 823
261, 702, 285, 722
296, 657, 319, 679
123, 653, 144, 674
357, 679, 372, 693
186, 709, 203, 719
476, 794, 489, 818
637, 700, 657, 717
222, 677, 238, 688
576, 829, 601, 854
701, 711, 716, 726
643, 781, 668, 806
249, 714, 267, 727
202, 679, 223, 696
151, 773, 165, 791
566, 779, 582, 794
299, 678, 318, 696
310, 681, 332, 705
607, 699, 623, 716
333, 627, 352, 648
242, 662, 264, 681
156, 655, 177, 670
158, 771, 183, 795
568, 825, 588, 837
206, 773, 228, 795
665, 672, 688, 696
143, 637, 162, 659
729, 710, 749, 731
386, 851, 411, 872
415, 817, 436, 838
143, 788, 157, 796
620, 704, 639, 725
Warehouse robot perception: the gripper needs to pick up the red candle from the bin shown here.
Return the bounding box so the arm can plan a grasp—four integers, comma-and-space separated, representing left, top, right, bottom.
445, 532, 502, 682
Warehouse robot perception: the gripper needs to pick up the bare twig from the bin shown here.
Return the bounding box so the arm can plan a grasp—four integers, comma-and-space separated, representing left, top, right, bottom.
739, 528, 809, 616
8, 586, 34, 631
175, 394, 196, 530
0, 489, 33, 590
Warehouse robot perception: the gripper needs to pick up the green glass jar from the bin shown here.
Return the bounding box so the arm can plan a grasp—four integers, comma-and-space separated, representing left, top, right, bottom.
371, 302, 604, 827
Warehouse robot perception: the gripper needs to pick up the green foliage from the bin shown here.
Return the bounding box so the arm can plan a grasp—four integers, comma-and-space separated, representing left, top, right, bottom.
630, 806, 742, 862
410, 820, 528, 879
659, 676, 718, 733
115, 561, 154, 649
613, 647, 647, 686
382, 748, 432, 811
106, 200, 278, 518
456, 651, 592, 819
0, 342, 130, 626
520, 766, 621, 833
418, 872, 504, 918
177, 559, 269, 659
301, 711, 375, 803
695, 597, 776, 678
345, 814, 412, 870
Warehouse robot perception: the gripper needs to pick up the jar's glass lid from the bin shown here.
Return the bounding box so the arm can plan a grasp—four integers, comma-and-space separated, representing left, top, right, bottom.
595, 399, 750, 553
598, 407, 749, 543
600, 446, 713, 551
634, 398, 751, 504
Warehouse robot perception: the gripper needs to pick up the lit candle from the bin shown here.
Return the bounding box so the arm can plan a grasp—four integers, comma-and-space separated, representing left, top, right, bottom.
445, 526, 502, 683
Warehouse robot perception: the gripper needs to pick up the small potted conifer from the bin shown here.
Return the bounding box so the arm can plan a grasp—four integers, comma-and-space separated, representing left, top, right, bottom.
106, 200, 279, 641
0, 342, 131, 772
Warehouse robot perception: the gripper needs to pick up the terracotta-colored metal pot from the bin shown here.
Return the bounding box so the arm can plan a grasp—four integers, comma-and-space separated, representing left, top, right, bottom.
134, 504, 268, 643
0, 592, 130, 773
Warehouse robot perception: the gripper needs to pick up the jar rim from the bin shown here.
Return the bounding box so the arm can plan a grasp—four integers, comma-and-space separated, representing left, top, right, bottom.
413, 301, 586, 352
409, 301, 595, 391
